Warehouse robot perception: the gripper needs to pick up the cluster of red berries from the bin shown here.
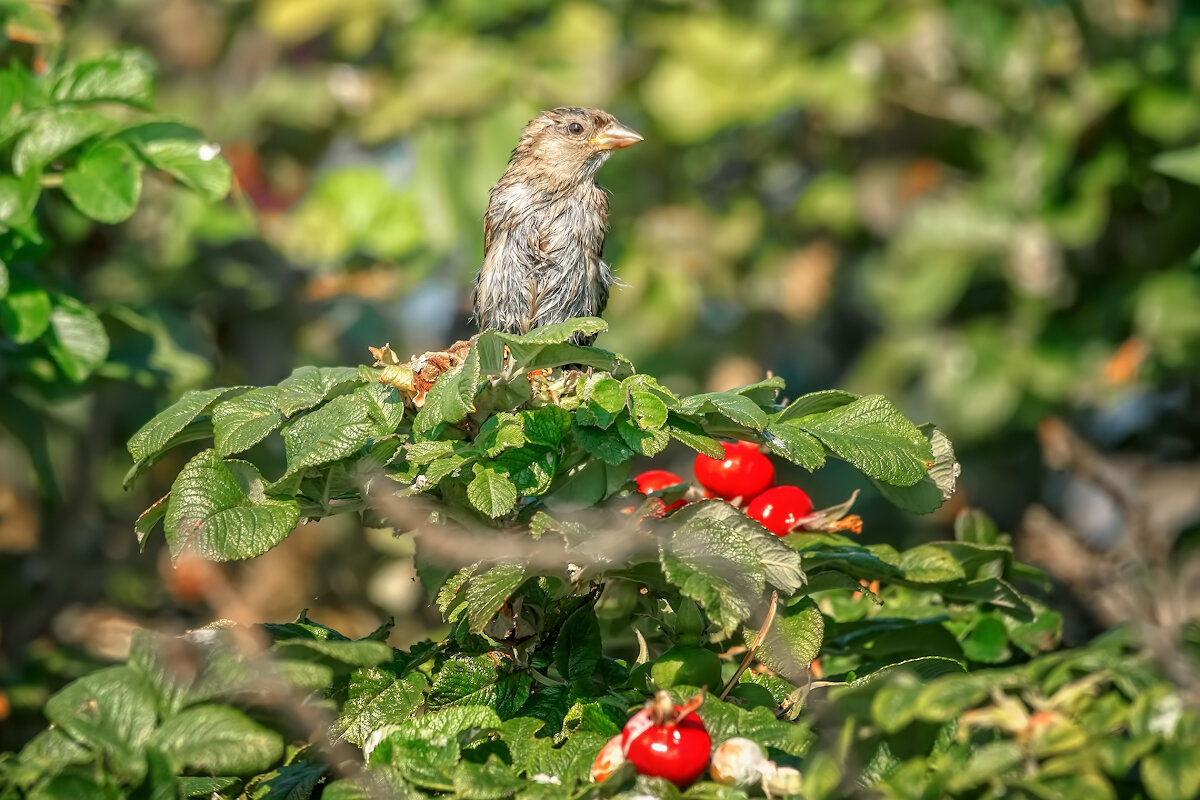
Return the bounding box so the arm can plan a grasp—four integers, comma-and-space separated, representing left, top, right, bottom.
592, 692, 799, 790
633, 441, 814, 537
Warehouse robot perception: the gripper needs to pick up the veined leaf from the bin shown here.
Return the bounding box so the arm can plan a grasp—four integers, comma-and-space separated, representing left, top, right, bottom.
164, 450, 299, 561
677, 390, 769, 431
275, 365, 362, 416
152, 705, 284, 775
464, 562, 526, 632
127, 386, 246, 463
13, 108, 114, 175
281, 389, 388, 476
212, 386, 283, 457
466, 464, 518, 518
45, 294, 109, 382
662, 515, 765, 632
777, 389, 858, 422
744, 597, 824, 683
795, 395, 933, 486
873, 425, 959, 512
61, 140, 143, 223
53, 48, 155, 106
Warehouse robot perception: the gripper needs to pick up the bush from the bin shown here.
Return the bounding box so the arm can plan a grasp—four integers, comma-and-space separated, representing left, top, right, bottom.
4, 320, 1198, 799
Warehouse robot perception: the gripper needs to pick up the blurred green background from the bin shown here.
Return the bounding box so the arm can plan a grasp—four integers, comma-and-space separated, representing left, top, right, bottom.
3, 0, 1200, 748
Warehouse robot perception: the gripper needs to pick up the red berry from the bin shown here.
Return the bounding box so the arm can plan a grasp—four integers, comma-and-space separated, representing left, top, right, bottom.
693, 441, 774, 502
634, 469, 688, 513
621, 694, 712, 787
745, 485, 814, 536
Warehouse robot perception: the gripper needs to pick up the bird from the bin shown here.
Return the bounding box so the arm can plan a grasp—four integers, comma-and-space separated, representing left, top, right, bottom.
472, 107, 642, 347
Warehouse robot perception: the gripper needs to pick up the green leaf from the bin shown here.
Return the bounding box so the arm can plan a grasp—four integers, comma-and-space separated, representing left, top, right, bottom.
795, 544, 905, 582
503, 317, 607, 345
505, 340, 621, 372
179, 777, 240, 797
212, 386, 283, 456
44, 666, 158, 782
61, 140, 142, 223
53, 48, 155, 106
333, 670, 426, 747
124, 417, 219, 491
1009, 610, 1063, 655
869, 675, 924, 734
941, 578, 1034, 622
281, 388, 388, 476
586, 375, 626, 417
629, 389, 670, 429
0, 273, 51, 342
121, 121, 232, 201
153, 704, 284, 775
164, 449, 300, 561
466, 464, 518, 518
452, 756, 525, 799
744, 597, 824, 683
276, 365, 362, 416
553, 606, 602, 683
666, 415, 725, 458
128, 386, 241, 462
573, 419, 635, 464
414, 342, 481, 435
672, 500, 806, 594
912, 674, 991, 722
44, 294, 110, 382
13, 109, 115, 175
873, 425, 959, 512
777, 389, 858, 421
955, 508, 1003, 545
475, 412, 526, 457
900, 543, 967, 583
272, 637, 394, 669
795, 395, 933, 486
0, 169, 41, 227
464, 562, 526, 632
251, 761, 327, 800
960, 615, 1010, 663
945, 741, 1024, 792
842, 656, 967, 690
520, 406, 571, 447
677, 390, 769, 430
425, 655, 531, 717
1152, 145, 1200, 185
1143, 743, 1200, 800
662, 516, 765, 632
763, 418, 826, 470
617, 417, 670, 457
17, 728, 91, 772
731, 375, 786, 406
368, 733, 456, 789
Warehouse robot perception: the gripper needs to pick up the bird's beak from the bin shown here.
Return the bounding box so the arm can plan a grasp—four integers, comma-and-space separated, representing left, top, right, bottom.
591, 122, 643, 151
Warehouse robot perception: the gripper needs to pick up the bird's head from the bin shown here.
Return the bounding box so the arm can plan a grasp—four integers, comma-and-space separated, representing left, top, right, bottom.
508, 107, 642, 189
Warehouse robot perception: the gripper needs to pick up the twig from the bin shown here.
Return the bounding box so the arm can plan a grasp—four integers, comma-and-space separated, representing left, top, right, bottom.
720, 591, 777, 700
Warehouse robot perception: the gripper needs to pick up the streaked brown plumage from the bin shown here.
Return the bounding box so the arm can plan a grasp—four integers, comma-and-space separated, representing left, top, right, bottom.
472, 107, 642, 346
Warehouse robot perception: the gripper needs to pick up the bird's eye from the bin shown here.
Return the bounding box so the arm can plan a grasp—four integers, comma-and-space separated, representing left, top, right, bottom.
568, 122, 584, 135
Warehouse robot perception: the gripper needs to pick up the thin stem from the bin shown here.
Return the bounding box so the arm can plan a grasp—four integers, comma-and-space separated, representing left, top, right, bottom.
719, 590, 778, 700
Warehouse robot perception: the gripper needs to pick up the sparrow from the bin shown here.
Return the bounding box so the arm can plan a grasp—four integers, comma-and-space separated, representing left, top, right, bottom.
472, 107, 642, 346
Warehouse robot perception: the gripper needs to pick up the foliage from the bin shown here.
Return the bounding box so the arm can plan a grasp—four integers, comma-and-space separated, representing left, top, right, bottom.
0, 21, 231, 496
6, 322, 1199, 798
